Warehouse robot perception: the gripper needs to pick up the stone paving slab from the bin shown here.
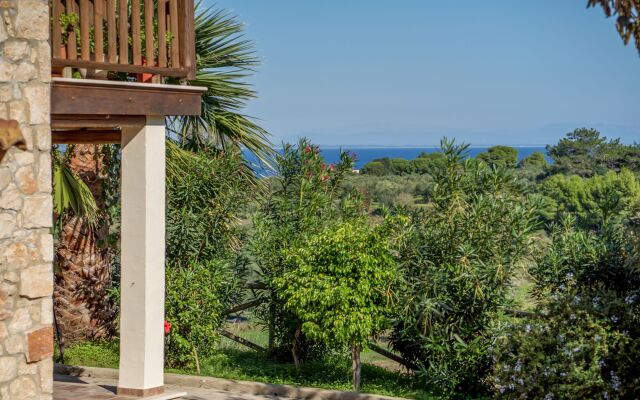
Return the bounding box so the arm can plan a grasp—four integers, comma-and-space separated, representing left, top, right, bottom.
53, 374, 290, 400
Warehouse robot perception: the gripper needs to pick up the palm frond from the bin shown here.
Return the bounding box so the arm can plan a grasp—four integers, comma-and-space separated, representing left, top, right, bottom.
167, 4, 275, 170
52, 155, 99, 222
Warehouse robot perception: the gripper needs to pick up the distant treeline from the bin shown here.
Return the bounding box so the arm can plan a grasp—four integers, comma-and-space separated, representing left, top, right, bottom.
360, 128, 640, 177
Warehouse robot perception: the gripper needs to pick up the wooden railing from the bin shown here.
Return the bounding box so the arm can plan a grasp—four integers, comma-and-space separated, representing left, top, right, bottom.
51, 0, 196, 80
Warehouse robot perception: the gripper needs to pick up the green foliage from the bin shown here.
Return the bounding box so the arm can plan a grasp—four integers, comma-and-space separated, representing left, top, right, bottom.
518, 151, 548, 168
52, 150, 98, 223
539, 169, 640, 228
360, 152, 447, 176
251, 139, 365, 359
476, 145, 518, 168
390, 139, 540, 394
344, 174, 431, 207
165, 260, 246, 368
165, 142, 249, 367
166, 141, 249, 264
546, 128, 640, 177
490, 297, 630, 399
490, 222, 640, 399
274, 221, 396, 349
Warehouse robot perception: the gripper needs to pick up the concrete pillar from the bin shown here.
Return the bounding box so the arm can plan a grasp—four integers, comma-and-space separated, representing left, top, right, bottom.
118, 116, 166, 397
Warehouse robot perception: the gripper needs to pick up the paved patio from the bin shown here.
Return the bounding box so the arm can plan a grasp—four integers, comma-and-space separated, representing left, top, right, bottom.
53, 374, 288, 400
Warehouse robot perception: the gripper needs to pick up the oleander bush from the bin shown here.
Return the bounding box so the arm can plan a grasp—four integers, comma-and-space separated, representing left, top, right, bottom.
164, 142, 249, 367
389, 139, 541, 395
489, 221, 640, 399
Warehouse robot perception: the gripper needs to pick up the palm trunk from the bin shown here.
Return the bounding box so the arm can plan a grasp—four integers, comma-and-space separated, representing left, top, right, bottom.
352, 344, 362, 392
54, 144, 116, 343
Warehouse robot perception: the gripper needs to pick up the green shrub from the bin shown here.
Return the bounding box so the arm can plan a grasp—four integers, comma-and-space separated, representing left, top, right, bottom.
164, 142, 249, 368
273, 221, 397, 390
539, 169, 640, 228
251, 139, 365, 360
476, 145, 518, 168
390, 139, 540, 395
490, 223, 640, 399
165, 259, 246, 368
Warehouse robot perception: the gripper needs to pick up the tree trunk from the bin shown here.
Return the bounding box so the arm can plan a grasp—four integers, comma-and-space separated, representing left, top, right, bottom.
292, 325, 302, 370
352, 344, 361, 392
54, 145, 116, 343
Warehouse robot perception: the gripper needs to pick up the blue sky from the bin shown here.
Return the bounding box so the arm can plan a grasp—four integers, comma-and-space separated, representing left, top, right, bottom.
205, 0, 640, 146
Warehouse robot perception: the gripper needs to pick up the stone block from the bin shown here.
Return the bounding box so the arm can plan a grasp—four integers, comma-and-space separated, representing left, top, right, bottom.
0, 61, 13, 82
23, 85, 49, 124
15, 0, 49, 41
34, 125, 50, 151
8, 308, 31, 334
3, 40, 30, 61
19, 264, 52, 299
0, 212, 15, 239
4, 334, 24, 354
40, 297, 52, 324
39, 358, 53, 393
21, 195, 52, 228
0, 184, 23, 211
13, 62, 37, 82
37, 152, 51, 193
15, 166, 36, 195
0, 166, 10, 190
0, 356, 17, 382
9, 376, 37, 398
26, 326, 53, 363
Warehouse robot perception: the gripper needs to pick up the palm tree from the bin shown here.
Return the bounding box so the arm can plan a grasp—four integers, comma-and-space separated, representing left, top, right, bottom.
52, 146, 117, 344
166, 5, 275, 168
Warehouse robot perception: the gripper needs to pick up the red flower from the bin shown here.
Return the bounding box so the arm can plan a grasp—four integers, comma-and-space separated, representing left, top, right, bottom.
304, 145, 312, 154
164, 320, 172, 334
328, 164, 335, 172
320, 175, 329, 181
306, 171, 313, 178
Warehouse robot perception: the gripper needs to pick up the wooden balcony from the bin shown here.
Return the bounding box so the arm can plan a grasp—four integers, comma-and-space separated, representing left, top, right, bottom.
49, 0, 205, 130
50, 0, 196, 81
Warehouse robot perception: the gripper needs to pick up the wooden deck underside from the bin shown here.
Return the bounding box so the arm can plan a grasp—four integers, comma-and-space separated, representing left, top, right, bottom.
51, 78, 205, 143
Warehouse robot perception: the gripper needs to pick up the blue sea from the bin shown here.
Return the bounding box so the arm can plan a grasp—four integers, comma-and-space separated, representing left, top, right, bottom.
248, 146, 548, 173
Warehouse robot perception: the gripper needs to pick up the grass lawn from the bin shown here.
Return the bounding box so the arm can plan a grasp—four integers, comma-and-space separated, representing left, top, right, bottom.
56, 327, 439, 400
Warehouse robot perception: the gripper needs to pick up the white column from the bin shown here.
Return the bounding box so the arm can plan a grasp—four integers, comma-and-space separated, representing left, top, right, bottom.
118, 116, 166, 397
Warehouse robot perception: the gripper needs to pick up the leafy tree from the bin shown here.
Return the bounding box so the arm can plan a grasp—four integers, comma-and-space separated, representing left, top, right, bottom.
390, 139, 540, 394
539, 169, 640, 228
476, 145, 518, 168
518, 151, 548, 168
274, 221, 396, 391
411, 152, 447, 174
545, 128, 637, 177
251, 139, 365, 360
588, 0, 640, 55
360, 160, 388, 175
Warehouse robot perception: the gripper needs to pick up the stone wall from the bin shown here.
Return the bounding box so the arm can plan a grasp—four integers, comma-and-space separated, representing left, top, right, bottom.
0, 0, 53, 399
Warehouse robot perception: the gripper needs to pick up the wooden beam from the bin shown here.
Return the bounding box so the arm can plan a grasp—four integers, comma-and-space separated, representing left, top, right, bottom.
53, 130, 122, 144
52, 78, 205, 116
51, 58, 189, 78
52, 114, 147, 129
